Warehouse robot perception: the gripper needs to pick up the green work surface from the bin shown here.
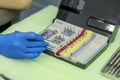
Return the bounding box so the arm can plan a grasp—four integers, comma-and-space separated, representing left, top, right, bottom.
0, 5, 120, 80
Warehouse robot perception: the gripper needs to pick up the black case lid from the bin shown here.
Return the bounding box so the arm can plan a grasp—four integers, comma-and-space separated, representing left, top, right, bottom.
56, 0, 120, 37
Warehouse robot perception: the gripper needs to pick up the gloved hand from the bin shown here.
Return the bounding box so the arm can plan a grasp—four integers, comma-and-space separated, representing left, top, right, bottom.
0, 31, 48, 59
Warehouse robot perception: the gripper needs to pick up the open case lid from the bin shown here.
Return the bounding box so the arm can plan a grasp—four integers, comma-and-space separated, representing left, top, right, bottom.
56, 0, 120, 38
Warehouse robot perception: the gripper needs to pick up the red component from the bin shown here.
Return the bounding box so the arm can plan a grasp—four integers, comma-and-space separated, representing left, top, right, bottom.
56, 46, 67, 56
56, 29, 86, 56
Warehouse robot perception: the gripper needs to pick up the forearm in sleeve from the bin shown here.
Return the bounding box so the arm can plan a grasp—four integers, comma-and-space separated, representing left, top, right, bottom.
0, 0, 32, 10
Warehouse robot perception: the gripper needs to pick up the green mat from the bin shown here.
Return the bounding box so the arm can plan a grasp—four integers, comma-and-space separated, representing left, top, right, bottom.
0, 5, 120, 80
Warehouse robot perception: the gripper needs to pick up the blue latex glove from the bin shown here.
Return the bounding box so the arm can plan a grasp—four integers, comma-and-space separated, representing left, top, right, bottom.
0, 32, 48, 59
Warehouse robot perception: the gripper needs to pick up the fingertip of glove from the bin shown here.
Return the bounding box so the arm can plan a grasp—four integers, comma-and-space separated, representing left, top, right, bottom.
25, 53, 40, 59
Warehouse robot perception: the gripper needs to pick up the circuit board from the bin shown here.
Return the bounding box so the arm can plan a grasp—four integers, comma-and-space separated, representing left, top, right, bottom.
40, 19, 109, 68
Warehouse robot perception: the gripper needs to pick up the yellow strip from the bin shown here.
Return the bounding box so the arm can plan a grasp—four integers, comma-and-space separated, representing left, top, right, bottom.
61, 30, 93, 58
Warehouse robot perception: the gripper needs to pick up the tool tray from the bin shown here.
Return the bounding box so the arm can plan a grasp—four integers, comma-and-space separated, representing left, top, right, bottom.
41, 0, 120, 69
